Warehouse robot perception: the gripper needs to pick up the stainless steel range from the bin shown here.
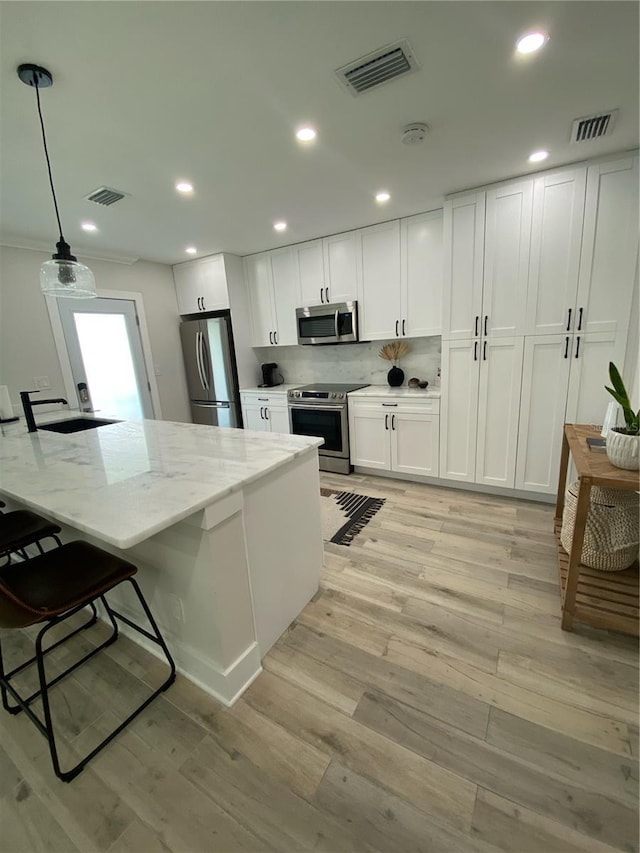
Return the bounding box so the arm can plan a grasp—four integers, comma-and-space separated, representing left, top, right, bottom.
288, 383, 369, 475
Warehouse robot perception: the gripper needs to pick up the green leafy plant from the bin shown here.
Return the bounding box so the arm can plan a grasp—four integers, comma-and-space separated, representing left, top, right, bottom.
605, 362, 640, 435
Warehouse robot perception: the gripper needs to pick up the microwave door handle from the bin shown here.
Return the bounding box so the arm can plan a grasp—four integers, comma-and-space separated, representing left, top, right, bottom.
334, 309, 340, 339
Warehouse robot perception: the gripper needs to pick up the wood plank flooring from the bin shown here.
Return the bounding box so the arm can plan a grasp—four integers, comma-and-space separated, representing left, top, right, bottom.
1, 472, 638, 852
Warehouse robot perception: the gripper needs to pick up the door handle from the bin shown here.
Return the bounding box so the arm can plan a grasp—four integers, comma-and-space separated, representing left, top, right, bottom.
320, 288, 324, 304
269, 331, 273, 345
484, 315, 488, 336
564, 336, 570, 359
566, 308, 572, 332
382, 403, 398, 407
475, 316, 479, 337
385, 414, 389, 430
195, 331, 206, 390
395, 320, 399, 337
274, 330, 278, 345
197, 297, 201, 311
391, 414, 396, 430
402, 319, 406, 336
260, 407, 264, 419
265, 407, 269, 420
575, 336, 581, 358
201, 296, 205, 311
474, 341, 478, 361
483, 341, 487, 361
577, 307, 583, 331
325, 287, 329, 303
200, 334, 210, 391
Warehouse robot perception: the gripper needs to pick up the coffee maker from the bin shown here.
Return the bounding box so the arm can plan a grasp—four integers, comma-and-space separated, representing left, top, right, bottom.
259, 362, 281, 387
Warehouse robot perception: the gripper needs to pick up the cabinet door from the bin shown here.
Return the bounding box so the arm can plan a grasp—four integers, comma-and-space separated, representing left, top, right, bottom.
401, 210, 443, 338
266, 405, 290, 435
439, 339, 480, 482
475, 337, 524, 489
442, 193, 485, 340
565, 331, 624, 426
173, 262, 205, 315
526, 168, 586, 335
296, 240, 326, 306
242, 403, 270, 432
358, 221, 401, 341
270, 248, 301, 346
323, 232, 360, 303
173, 255, 230, 315
392, 412, 439, 477
483, 180, 532, 337
515, 335, 572, 494
349, 406, 390, 470
575, 157, 639, 337
244, 254, 275, 347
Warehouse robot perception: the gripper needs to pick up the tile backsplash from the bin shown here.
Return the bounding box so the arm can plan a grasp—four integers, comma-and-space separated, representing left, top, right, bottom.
254, 336, 441, 387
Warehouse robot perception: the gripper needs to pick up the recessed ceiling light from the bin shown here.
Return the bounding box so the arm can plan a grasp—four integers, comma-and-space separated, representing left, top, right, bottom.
375, 191, 391, 203
516, 31, 548, 54
81, 221, 98, 232
296, 126, 317, 142
175, 181, 194, 194
273, 221, 287, 232
528, 150, 549, 163
185, 246, 197, 255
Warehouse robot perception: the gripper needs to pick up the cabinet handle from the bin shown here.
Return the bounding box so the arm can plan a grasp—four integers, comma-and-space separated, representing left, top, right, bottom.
475, 316, 479, 337
402, 319, 406, 336
320, 288, 324, 304
325, 287, 329, 303
265, 407, 269, 420
258, 397, 268, 401
483, 340, 487, 361
575, 336, 581, 359
391, 414, 396, 430
577, 307, 583, 331
474, 341, 478, 361
201, 296, 205, 311
269, 331, 273, 345
260, 407, 265, 419
395, 320, 399, 337
484, 315, 488, 336
382, 403, 398, 407
385, 414, 389, 430
566, 308, 572, 332
564, 336, 570, 359
274, 330, 278, 345
197, 297, 201, 310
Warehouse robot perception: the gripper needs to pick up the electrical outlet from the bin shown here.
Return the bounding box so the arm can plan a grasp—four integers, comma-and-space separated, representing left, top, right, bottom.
33, 376, 51, 390
154, 363, 162, 376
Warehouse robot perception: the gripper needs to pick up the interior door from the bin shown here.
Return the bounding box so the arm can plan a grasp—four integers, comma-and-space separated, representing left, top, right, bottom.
58, 297, 154, 420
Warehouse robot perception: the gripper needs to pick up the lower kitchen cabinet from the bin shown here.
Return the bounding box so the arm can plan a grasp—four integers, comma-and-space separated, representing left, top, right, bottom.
240, 392, 290, 434
349, 397, 439, 477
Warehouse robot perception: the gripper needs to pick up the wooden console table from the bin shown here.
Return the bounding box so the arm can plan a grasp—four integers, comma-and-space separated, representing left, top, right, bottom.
555, 424, 639, 635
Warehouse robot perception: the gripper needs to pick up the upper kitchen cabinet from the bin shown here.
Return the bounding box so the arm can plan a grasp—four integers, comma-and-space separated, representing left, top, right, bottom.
442, 192, 485, 340
244, 248, 301, 347
401, 210, 443, 338
357, 220, 401, 340
525, 166, 587, 336
173, 253, 232, 315
322, 232, 359, 304
482, 179, 532, 338
574, 156, 639, 338
296, 240, 326, 306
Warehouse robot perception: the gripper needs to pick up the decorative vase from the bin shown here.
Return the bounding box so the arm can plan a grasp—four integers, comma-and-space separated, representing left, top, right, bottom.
606, 428, 639, 470
387, 365, 404, 387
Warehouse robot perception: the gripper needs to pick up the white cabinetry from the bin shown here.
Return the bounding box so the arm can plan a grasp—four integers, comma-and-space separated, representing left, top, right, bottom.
443, 192, 485, 340
322, 232, 359, 303
440, 337, 523, 488
244, 250, 301, 347
357, 221, 401, 340
240, 391, 290, 434
173, 254, 232, 315
349, 396, 439, 477
296, 240, 326, 306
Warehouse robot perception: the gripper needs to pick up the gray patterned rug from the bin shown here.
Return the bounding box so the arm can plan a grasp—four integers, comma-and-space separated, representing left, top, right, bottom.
320, 489, 386, 546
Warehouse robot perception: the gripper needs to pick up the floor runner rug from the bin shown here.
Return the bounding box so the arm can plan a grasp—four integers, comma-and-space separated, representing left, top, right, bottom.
320, 488, 386, 546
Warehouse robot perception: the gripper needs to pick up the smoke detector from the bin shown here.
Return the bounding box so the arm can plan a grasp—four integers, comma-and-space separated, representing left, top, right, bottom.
401, 123, 429, 145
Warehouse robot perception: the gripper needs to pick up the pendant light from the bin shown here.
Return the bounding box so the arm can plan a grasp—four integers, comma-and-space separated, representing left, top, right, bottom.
18, 63, 97, 299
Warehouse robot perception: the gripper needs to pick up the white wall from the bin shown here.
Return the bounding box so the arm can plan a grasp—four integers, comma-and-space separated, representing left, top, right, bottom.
0, 245, 190, 422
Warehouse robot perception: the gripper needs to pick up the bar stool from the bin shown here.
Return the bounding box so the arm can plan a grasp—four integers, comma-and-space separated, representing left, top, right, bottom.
0, 540, 176, 782
0, 509, 62, 563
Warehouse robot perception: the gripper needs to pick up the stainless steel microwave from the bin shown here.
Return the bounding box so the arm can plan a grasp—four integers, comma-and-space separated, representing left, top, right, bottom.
296, 301, 359, 345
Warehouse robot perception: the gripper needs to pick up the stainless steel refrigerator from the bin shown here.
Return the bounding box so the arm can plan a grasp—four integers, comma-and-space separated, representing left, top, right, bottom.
179, 313, 242, 428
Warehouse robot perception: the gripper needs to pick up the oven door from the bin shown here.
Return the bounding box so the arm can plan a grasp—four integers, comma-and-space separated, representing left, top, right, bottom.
288, 403, 349, 458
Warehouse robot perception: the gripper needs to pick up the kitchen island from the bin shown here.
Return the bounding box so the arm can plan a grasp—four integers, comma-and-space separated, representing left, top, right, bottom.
0, 418, 324, 704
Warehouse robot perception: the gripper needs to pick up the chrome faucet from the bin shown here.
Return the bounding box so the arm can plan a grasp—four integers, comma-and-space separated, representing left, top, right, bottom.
20, 391, 68, 433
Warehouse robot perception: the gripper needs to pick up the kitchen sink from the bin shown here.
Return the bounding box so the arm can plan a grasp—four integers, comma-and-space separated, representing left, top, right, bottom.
38, 417, 121, 434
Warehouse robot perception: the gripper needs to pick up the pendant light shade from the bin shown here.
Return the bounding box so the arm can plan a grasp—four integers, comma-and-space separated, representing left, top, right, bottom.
18, 63, 97, 299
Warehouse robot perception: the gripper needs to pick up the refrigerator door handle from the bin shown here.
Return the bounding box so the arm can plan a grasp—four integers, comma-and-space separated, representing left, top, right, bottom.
195, 332, 206, 391
199, 332, 210, 391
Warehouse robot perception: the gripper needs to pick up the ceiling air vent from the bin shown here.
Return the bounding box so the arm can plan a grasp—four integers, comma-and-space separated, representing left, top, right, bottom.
336, 39, 418, 96
85, 186, 128, 206
570, 110, 618, 143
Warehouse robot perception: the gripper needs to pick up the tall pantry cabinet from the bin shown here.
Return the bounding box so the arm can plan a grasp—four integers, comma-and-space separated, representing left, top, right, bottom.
440, 154, 639, 494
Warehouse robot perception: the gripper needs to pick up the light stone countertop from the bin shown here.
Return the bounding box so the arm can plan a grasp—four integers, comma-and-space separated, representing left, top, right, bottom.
240, 385, 299, 395
0, 419, 321, 549
348, 386, 441, 399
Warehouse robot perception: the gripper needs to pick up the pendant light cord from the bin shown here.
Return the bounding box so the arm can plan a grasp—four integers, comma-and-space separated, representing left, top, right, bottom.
34, 82, 65, 243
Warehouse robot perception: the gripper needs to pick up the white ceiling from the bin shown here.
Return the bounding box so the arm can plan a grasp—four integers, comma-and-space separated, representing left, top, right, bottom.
1, 1, 637, 266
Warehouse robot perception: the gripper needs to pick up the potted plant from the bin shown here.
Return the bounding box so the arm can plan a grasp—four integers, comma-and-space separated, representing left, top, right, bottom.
604, 362, 639, 470
379, 340, 411, 386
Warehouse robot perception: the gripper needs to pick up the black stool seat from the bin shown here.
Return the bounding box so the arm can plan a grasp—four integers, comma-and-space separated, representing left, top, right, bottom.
0, 510, 62, 560
0, 541, 136, 625
0, 539, 175, 781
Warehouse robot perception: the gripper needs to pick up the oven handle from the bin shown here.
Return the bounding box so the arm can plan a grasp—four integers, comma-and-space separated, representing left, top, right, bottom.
288, 402, 345, 411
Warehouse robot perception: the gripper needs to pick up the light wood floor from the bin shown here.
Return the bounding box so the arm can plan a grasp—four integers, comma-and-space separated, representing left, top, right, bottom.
2, 472, 638, 853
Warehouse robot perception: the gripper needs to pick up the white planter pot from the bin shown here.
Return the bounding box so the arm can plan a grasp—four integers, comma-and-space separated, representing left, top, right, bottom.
606, 428, 640, 470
